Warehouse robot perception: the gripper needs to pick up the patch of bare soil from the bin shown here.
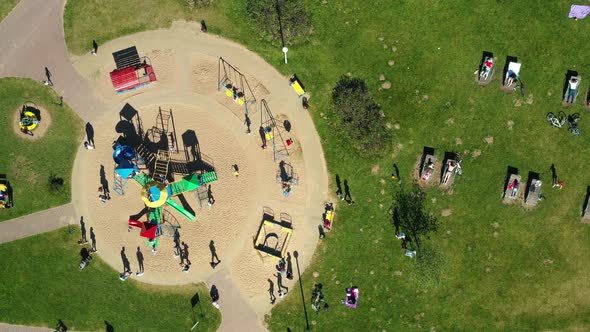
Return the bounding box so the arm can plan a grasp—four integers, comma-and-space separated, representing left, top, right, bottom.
12, 105, 52, 140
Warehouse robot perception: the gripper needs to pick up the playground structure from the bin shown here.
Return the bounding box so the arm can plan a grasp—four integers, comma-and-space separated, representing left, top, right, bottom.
254, 208, 293, 261
419, 147, 437, 183
109, 46, 157, 93
261, 100, 290, 161
0, 175, 13, 209
503, 168, 521, 201
112, 105, 218, 248
502, 56, 521, 91
276, 160, 298, 196
524, 173, 542, 206
477, 51, 496, 86
322, 202, 335, 230
440, 152, 463, 186
217, 57, 256, 113
18, 102, 40, 136
563, 70, 581, 104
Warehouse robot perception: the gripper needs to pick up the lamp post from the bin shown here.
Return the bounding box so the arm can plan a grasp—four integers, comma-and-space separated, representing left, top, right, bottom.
293, 251, 310, 331
276, 0, 288, 64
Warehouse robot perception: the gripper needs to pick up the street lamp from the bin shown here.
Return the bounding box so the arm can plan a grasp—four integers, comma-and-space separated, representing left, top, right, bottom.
293, 251, 310, 331
276, 0, 288, 64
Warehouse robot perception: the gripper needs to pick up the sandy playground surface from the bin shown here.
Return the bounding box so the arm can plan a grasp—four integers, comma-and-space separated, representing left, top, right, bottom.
69, 21, 328, 326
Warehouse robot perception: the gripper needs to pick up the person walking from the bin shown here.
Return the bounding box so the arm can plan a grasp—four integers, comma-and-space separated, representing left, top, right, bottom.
232, 164, 239, 177
136, 246, 144, 276
209, 240, 221, 267
244, 114, 252, 134
79, 217, 88, 245
274, 272, 289, 298
268, 279, 276, 304
44, 67, 53, 86
90, 227, 97, 252
91, 40, 98, 56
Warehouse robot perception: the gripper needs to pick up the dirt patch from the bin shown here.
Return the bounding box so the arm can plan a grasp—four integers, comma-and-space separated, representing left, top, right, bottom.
455, 138, 463, 145
379, 74, 385, 81
446, 118, 454, 125
12, 105, 52, 140
385, 122, 392, 129
388, 60, 395, 66
472, 149, 481, 158
507, 121, 514, 130
382, 81, 392, 89
526, 94, 534, 105
371, 164, 380, 175
394, 123, 400, 130
484, 136, 494, 144
513, 99, 522, 107
441, 209, 452, 217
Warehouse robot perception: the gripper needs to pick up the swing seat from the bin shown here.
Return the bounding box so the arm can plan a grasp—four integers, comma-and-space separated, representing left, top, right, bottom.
226, 90, 233, 97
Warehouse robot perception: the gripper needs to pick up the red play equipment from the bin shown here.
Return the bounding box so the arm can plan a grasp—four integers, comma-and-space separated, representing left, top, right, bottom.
109, 46, 156, 93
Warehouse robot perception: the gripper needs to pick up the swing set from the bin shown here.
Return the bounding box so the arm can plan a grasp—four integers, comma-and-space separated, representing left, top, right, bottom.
217, 57, 256, 113
261, 99, 290, 161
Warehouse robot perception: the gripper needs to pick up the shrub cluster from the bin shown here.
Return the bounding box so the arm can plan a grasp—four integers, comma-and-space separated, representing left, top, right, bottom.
331, 76, 390, 154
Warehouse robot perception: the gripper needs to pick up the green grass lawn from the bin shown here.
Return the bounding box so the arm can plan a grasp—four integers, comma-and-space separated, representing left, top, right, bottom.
61, 1, 590, 330
0, 0, 19, 22
0, 227, 221, 331
0, 78, 82, 222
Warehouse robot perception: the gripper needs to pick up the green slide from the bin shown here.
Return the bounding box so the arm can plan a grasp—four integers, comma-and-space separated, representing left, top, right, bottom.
166, 199, 195, 221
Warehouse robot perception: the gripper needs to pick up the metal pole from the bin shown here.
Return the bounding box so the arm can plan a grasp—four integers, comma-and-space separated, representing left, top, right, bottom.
294, 251, 310, 331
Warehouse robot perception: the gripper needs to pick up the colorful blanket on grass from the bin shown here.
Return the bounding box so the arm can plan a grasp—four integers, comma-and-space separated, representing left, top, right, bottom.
569, 5, 590, 19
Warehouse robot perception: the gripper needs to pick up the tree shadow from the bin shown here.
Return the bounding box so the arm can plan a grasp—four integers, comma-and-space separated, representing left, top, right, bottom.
104, 320, 114, 332
582, 186, 590, 217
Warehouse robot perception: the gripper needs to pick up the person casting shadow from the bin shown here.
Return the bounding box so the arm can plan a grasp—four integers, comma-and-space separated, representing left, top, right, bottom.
259, 126, 267, 148
136, 246, 144, 275
120, 246, 131, 273
344, 179, 353, 204
182, 242, 192, 265
44, 67, 53, 85
335, 174, 343, 200
268, 278, 276, 304
209, 240, 221, 268
244, 114, 252, 134
55, 319, 68, 332
274, 272, 288, 297
90, 227, 96, 252
210, 284, 220, 307
550, 163, 558, 185
286, 252, 293, 280
79, 216, 88, 243
85, 122, 95, 147
99, 165, 110, 194
393, 163, 401, 183
104, 320, 114, 332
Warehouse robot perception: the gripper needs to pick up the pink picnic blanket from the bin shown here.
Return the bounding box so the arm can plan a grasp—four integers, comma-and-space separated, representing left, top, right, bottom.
569, 5, 590, 19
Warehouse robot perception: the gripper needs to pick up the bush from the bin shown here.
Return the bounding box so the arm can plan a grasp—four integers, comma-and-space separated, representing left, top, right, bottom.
48, 174, 64, 192
245, 0, 313, 45
331, 76, 390, 154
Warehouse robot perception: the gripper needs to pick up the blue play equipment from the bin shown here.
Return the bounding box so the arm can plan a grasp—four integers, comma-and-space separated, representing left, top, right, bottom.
113, 144, 139, 195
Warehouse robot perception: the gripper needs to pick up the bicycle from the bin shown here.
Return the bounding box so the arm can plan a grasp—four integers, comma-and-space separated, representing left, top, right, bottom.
546, 111, 567, 128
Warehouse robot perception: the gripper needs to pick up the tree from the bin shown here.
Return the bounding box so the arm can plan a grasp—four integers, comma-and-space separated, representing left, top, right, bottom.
246, 0, 313, 45
392, 182, 438, 248
331, 76, 389, 154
